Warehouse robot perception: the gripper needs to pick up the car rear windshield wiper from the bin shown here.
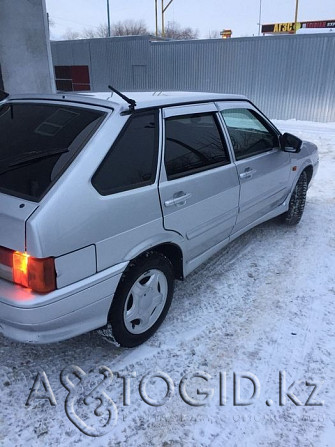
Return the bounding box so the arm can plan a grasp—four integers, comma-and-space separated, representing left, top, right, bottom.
0, 148, 69, 176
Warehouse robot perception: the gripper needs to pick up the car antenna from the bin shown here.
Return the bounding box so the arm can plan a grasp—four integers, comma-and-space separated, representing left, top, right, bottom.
0, 90, 9, 101
108, 85, 136, 112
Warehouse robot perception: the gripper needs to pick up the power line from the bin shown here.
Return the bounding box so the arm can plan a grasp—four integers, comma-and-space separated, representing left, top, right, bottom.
161, 0, 175, 37
51, 15, 93, 27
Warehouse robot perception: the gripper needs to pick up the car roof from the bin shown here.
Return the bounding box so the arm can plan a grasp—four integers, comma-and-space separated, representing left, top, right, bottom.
6, 91, 248, 112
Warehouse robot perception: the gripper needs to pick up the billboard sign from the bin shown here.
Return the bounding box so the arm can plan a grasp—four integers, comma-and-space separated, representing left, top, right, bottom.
261, 19, 335, 34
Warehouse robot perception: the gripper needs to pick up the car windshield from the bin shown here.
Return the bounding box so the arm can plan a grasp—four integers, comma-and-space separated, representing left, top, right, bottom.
0, 102, 106, 201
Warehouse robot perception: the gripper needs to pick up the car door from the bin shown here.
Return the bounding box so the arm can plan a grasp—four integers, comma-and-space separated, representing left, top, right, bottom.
158, 103, 240, 268
217, 102, 291, 233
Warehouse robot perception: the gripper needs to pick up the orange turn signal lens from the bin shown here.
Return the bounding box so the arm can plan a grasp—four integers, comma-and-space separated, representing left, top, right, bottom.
13, 252, 56, 293
13, 252, 29, 288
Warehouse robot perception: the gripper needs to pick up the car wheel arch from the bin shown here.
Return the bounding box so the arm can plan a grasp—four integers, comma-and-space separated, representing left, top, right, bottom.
149, 242, 184, 280
122, 242, 184, 281
290, 164, 313, 194
304, 165, 313, 185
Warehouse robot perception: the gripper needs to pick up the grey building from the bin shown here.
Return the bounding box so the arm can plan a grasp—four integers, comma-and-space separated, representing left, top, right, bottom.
51, 33, 335, 122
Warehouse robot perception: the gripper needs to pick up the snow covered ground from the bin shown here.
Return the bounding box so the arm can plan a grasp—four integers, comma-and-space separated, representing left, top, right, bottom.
0, 120, 334, 447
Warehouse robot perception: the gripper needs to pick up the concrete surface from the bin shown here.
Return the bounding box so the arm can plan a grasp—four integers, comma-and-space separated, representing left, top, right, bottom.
0, 0, 55, 94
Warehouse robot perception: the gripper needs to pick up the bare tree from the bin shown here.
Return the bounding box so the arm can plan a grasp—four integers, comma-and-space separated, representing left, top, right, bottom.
82, 24, 109, 39
59, 19, 198, 41
62, 20, 149, 40
163, 21, 198, 40
62, 30, 82, 40
112, 19, 149, 36
207, 30, 220, 39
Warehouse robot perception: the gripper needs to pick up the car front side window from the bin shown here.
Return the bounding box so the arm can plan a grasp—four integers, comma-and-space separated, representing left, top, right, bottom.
221, 108, 279, 161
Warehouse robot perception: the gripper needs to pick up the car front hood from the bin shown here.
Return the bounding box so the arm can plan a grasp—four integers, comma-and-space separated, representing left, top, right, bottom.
0, 192, 38, 252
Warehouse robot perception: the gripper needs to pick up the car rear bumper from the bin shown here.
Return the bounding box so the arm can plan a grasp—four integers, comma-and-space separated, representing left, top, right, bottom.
0, 262, 127, 344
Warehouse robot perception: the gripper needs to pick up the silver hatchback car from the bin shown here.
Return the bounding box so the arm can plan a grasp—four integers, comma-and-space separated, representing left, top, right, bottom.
0, 90, 318, 347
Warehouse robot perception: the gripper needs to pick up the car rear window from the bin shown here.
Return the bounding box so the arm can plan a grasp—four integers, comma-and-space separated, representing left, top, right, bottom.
0, 102, 106, 201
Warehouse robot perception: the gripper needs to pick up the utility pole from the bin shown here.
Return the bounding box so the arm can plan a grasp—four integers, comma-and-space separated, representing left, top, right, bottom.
107, 0, 111, 37
155, 0, 158, 36
161, 0, 174, 37
294, 0, 299, 33
161, 0, 165, 37
258, 0, 262, 36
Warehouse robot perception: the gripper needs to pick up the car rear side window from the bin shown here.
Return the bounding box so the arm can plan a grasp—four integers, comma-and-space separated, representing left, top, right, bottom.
92, 111, 158, 195
221, 108, 279, 160
0, 102, 106, 201
164, 113, 230, 180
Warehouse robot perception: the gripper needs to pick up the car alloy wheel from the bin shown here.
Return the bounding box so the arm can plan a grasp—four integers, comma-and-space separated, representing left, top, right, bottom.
123, 269, 168, 334
107, 251, 174, 347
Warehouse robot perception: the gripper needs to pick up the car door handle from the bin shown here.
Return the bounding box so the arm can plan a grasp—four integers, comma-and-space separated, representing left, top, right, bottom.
239, 168, 256, 179
164, 193, 192, 207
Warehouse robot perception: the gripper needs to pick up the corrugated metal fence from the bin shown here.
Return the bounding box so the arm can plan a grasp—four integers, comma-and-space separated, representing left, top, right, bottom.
51, 34, 335, 122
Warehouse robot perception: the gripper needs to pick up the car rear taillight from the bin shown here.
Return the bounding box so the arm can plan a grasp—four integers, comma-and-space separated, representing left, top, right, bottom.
0, 247, 56, 293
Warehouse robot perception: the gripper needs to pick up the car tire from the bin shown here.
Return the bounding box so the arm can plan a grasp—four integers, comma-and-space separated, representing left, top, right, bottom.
282, 171, 308, 226
108, 251, 175, 348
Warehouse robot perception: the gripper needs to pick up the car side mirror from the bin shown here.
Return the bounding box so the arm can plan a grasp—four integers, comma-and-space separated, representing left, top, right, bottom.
280, 132, 302, 153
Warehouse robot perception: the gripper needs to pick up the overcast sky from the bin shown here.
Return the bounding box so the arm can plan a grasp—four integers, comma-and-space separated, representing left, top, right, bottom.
46, 0, 335, 39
